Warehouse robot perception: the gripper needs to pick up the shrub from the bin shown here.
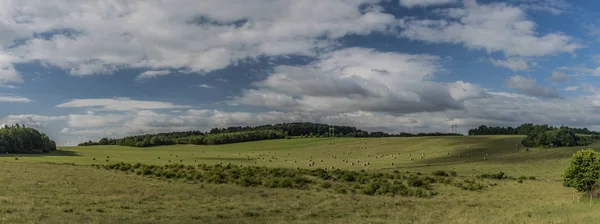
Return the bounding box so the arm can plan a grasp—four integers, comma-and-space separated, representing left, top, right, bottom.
449, 171, 457, 177
528, 176, 536, 180
407, 175, 427, 188
319, 182, 332, 189
432, 170, 449, 177
478, 171, 507, 180
563, 148, 600, 192
333, 185, 348, 194
518, 176, 527, 181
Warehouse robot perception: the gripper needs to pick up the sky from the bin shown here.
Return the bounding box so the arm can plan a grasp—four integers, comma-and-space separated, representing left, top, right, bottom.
2, 0, 600, 145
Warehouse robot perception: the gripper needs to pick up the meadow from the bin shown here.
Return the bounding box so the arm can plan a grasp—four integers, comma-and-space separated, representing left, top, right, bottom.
1, 135, 599, 223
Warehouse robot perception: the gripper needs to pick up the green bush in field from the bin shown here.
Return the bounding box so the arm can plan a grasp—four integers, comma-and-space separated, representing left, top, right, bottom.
432, 170, 449, 177
478, 171, 507, 180
563, 148, 600, 192
319, 182, 332, 189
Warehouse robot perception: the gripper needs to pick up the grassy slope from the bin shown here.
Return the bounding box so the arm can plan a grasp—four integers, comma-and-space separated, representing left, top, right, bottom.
0, 135, 599, 223
1, 135, 592, 179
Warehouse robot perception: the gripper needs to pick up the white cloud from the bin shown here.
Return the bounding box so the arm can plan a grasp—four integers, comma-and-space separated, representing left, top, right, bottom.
235, 47, 486, 114
52, 89, 600, 144
593, 67, 600, 76
67, 113, 130, 128
56, 97, 189, 111
548, 71, 569, 82
399, 0, 458, 8
215, 78, 227, 82
399, 0, 580, 57
0, 95, 32, 103
506, 75, 559, 98
0, 0, 398, 76
0, 84, 19, 89
1, 114, 67, 128
0, 66, 23, 84
564, 86, 579, 91
137, 70, 171, 80
490, 57, 529, 71
198, 84, 214, 89
515, 0, 570, 15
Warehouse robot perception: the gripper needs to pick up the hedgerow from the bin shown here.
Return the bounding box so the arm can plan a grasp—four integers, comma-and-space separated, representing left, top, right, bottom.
95, 162, 488, 197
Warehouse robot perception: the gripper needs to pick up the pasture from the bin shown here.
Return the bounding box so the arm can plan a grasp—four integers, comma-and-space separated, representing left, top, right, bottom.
0, 136, 599, 223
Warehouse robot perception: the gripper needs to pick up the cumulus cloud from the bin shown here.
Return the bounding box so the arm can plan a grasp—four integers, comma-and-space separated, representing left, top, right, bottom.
548, 71, 569, 82
235, 47, 486, 114
56, 97, 189, 111
399, 0, 580, 57
1, 114, 67, 128
490, 57, 529, 71
0, 95, 32, 103
515, 0, 570, 15
564, 86, 579, 91
0, 0, 397, 77
399, 0, 458, 8
593, 67, 600, 76
197, 84, 214, 89
137, 70, 171, 80
506, 75, 560, 98
49, 89, 600, 144
0, 66, 22, 84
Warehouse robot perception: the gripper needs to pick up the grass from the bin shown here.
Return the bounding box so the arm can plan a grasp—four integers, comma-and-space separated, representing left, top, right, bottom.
1, 135, 599, 223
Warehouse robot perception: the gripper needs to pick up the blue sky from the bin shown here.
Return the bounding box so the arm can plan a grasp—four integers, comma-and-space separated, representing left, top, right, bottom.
1, 0, 600, 145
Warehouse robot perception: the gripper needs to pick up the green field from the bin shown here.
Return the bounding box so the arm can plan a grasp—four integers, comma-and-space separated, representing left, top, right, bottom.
1, 136, 599, 223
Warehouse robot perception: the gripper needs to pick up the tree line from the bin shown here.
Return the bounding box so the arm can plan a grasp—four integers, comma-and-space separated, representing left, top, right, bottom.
468, 123, 600, 136
79, 122, 461, 147
468, 123, 600, 148
0, 124, 57, 154
80, 130, 285, 147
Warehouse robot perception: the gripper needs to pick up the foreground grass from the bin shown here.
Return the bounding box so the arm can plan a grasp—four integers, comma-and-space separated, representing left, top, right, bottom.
0, 161, 599, 224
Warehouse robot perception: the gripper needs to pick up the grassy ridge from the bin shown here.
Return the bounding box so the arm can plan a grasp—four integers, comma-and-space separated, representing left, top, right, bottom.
1, 135, 593, 179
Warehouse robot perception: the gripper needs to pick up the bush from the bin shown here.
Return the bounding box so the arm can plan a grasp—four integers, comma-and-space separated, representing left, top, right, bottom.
563, 148, 600, 192
319, 182, 332, 189
432, 170, 449, 177
478, 172, 507, 180
518, 176, 527, 181
449, 171, 457, 177
333, 185, 348, 194
528, 176, 536, 180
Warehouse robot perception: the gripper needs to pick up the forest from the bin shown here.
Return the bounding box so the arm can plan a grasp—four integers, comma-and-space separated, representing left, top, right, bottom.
468, 123, 600, 148
0, 124, 57, 153
79, 122, 461, 147
468, 123, 600, 136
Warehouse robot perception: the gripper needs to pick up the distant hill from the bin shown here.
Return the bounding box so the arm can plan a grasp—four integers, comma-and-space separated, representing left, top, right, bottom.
79, 122, 461, 147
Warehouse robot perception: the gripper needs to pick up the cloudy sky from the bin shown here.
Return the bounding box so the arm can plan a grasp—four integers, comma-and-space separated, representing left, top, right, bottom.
1, 0, 600, 145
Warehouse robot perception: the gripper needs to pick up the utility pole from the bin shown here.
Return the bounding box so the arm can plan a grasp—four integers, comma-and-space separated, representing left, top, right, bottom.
329, 127, 335, 145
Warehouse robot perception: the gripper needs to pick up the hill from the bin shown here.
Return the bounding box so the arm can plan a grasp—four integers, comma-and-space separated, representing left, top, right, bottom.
78, 122, 461, 147
1, 135, 600, 223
